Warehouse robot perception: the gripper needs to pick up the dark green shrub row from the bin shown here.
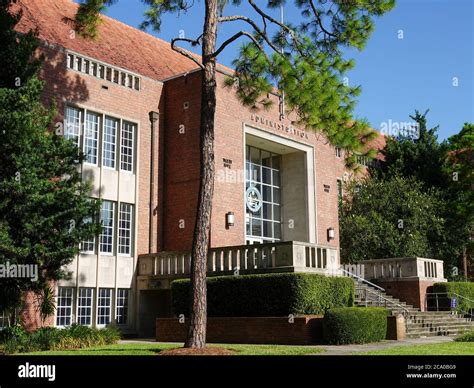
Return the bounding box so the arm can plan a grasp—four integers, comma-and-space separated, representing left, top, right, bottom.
171, 273, 354, 317
454, 330, 474, 342
0, 324, 121, 354
432, 282, 474, 313
323, 307, 389, 345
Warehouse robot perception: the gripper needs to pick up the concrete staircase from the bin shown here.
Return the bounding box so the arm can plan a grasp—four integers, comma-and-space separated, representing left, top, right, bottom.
354, 282, 474, 338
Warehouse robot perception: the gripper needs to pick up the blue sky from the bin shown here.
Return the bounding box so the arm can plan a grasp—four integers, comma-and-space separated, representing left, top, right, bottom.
95, 0, 473, 140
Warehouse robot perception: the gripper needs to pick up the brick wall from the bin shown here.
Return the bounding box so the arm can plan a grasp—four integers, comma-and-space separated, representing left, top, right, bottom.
161, 70, 343, 250
156, 316, 324, 345
376, 279, 436, 311
38, 44, 164, 256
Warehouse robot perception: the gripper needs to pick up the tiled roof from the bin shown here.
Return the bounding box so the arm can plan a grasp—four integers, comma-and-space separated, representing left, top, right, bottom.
13, 0, 202, 81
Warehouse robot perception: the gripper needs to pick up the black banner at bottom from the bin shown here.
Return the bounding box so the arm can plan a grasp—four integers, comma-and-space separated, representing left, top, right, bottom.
0, 355, 472, 387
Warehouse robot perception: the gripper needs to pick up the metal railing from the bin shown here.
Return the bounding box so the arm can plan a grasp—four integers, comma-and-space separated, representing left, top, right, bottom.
357, 285, 411, 317
339, 267, 385, 292
425, 292, 474, 320
340, 267, 410, 317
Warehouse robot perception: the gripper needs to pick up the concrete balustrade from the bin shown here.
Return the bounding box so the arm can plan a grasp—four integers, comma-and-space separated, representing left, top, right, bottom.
351, 257, 446, 281
138, 241, 339, 288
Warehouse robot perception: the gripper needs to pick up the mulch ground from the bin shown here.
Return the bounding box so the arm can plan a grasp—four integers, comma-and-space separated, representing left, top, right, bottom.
159, 347, 236, 356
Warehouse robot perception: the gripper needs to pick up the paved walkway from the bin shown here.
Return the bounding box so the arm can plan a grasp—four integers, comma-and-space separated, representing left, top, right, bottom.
317, 336, 454, 355
120, 336, 455, 355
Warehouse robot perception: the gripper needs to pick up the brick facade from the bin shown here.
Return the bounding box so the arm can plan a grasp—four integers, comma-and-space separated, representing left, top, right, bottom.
12, 0, 384, 332
156, 316, 324, 345
375, 279, 436, 311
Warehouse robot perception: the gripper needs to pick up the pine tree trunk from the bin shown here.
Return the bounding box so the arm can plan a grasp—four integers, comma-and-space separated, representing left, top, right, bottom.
184, 0, 218, 349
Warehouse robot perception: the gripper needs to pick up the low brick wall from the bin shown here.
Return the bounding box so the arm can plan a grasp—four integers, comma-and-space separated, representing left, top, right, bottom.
156, 316, 324, 345
375, 279, 436, 311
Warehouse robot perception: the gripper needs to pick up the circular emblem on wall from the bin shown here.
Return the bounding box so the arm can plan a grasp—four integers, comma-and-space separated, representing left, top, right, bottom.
246, 186, 262, 213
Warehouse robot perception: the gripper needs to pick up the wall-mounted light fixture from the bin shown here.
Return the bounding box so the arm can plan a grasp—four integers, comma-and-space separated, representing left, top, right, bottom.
327, 227, 335, 241
226, 212, 235, 229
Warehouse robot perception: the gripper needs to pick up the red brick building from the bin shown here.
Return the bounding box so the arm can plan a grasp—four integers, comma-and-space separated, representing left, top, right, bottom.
13, 0, 380, 335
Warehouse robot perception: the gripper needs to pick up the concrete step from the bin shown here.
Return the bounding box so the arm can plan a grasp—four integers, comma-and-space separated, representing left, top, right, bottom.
407, 322, 474, 330
407, 317, 473, 324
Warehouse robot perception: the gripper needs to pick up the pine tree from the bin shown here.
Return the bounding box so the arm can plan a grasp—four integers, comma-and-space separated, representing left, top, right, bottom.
0, 0, 101, 320
73, 0, 395, 347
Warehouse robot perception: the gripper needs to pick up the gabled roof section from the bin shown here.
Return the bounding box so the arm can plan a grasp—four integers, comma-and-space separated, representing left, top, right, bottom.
13, 0, 201, 81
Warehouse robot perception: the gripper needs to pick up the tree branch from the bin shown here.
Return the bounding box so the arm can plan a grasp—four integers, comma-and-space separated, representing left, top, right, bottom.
308, 0, 337, 38
218, 15, 282, 55
211, 30, 267, 60
170, 37, 204, 69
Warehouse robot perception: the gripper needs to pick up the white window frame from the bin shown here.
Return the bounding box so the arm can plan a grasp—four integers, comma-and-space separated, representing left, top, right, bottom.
103, 116, 118, 169
77, 288, 94, 326
97, 288, 113, 326
120, 121, 135, 173
116, 289, 129, 325
99, 201, 115, 254
65, 106, 81, 148
118, 203, 133, 256
56, 287, 74, 327
84, 111, 100, 165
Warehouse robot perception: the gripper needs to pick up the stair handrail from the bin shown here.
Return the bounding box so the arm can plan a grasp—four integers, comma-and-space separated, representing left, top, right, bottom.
362, 286, 411, 316
425, 292, 474, 320
339, 267, 385, 292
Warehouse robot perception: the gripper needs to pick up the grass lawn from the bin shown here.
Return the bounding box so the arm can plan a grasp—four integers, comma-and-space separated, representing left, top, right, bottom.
21, 342, 325, 356
358, 342, 474, 355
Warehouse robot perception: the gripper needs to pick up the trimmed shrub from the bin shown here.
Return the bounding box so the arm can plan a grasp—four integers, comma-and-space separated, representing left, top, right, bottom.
0, 324, 121, 354
432, 282, 474, 313
171, 273, 354, 316
454, 330, 474, 342
323, 307, 389, 345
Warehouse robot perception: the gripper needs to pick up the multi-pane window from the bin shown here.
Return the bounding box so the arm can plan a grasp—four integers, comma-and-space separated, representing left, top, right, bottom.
103, 117, 118, 168
99, 201, 115, 253
80, 215, 95, 253
118, 203, 133, 255
121, 121, 135, 172
245, 146, 281, 242
116, 289, 129, 325
84, 112, 100, 164
97, 288, 112, 326
64, 106, 136, 173
77, 288, 93, 326
335, 147, 342, 158
65, 106, 81, 147
56, 287, 74, 327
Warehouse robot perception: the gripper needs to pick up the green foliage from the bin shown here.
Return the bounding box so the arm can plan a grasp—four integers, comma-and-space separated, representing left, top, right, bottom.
444, 123, 474, 255
432, 282, 474, 314
368, 110, 473, 276
454, 330, 474, 342
172, 273, 354, 316
340, 176, 447, 262
0, 0, 42, 88
0, 0, 101, 312
377, 110, 448, 189
323, 307, 388, 344
0, 324, 121, 354
0, 77, 102, 310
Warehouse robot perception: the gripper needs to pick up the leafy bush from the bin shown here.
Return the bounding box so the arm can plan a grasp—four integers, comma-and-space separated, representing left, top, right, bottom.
0, 325, 28, 343
1, 324, 121, 354
323, 307, 389, 345
172, 273, 354, 317
454, 330, 474, 342
432, 282, 474, 313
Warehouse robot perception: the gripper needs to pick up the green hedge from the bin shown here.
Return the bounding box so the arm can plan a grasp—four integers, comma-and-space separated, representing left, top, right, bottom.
323, 307, 389, 345
171, 273, 354, 317
454, 330, 474, 342
432, 282, 474, 313
0, 324, 121, 354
